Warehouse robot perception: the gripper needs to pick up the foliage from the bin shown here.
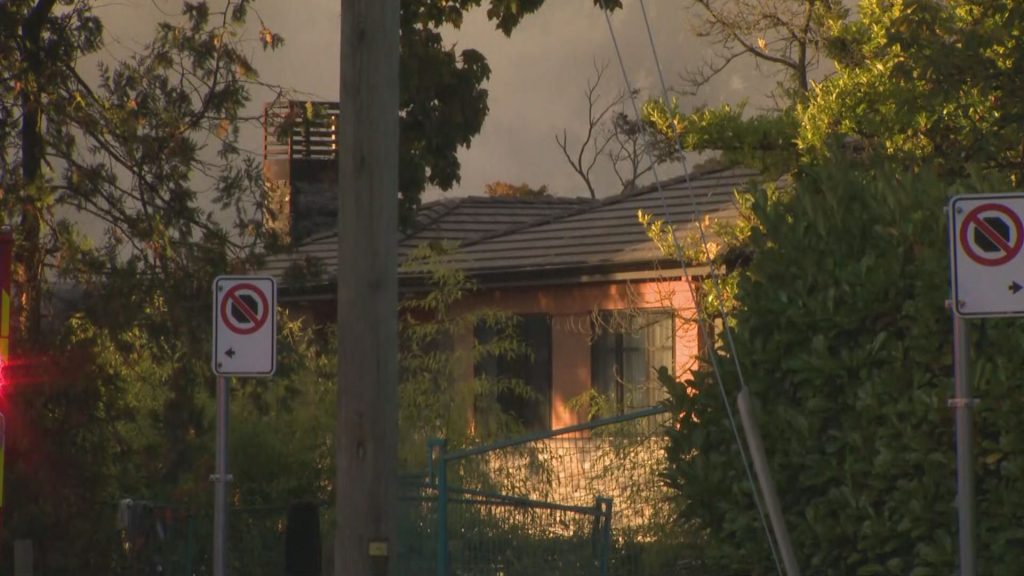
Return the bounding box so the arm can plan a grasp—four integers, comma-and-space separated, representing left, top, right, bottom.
638, 186, 756, 317
628, 0, 844, 178
0, 2, 277, 569
0, 0, 564, 570
644, 100, 799, 177
398, 0, 622, 215
398, 243, 532, 470
399, 13, 490, 221
228, 315, 335, 575
0, 349, 125, 573
681, 0, 847, 98
662, 156, 1024, 574
652, 3, 1024, 572
798, 0, 1024, 186
0, 0, 279, 347
483, 181, 549, 198
654, 0, 1024, 182
231, 316, 335, 507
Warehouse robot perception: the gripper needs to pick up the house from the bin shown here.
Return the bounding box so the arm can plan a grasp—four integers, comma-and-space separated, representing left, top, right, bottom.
259, 101, 757, 432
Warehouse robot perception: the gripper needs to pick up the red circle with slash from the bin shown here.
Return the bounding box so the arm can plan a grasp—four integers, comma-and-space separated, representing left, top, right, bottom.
959, 203, 1023, 266
220, 283, 270, 335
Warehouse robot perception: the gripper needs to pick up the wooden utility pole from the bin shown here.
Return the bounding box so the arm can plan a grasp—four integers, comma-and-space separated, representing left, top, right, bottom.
336, 1, 399, 575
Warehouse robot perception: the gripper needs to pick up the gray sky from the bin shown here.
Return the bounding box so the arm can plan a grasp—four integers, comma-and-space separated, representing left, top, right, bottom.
97, 0, 777, 200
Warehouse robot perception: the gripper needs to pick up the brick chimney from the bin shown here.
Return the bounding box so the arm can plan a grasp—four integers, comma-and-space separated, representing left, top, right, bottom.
262, 101, 339, 243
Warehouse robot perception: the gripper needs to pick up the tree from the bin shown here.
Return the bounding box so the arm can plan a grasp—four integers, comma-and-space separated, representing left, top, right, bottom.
1, 3, 279, 571
401, 0, 626, 209
623, 0, 845, 176
398, 244, 531, 469
682, 0, 847, 100
556, 63, 661, 198
656, 0, 1024, 571
644, 98, 799, 176
798, 0, 1024, 185
0, 0, 599, 344
647, 0, 1024, 183
0, 0, 281, 347
662, 155, 1024, 574
484, 181, 549, 198
0, 0, 623, 571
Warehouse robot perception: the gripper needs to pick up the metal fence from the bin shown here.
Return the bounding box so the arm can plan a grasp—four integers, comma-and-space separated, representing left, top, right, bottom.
114, 407, 685, 575
113, 501, 328, 576
398, 405, 690, 576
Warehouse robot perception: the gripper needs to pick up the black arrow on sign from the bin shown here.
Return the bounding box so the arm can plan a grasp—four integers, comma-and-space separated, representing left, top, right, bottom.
225, 348, 236, 358
1010, 281, 1023, 294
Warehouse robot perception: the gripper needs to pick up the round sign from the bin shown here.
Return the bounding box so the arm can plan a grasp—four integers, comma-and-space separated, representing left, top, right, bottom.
220, 283, 270, 335
959, 203, 1024, 266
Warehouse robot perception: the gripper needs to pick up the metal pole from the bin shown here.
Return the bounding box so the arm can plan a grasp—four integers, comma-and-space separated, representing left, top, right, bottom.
737, 387, 801, 576
952, 313, 976, 576
435, 441, 448, 576
597, 497, 612, 576
213, 375, 231, 576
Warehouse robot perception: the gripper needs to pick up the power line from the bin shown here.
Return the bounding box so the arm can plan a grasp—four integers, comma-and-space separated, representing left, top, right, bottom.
596, 2, 785, 574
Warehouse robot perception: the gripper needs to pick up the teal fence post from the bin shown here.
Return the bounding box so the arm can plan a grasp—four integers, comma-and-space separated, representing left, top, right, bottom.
185, 513, 194, 576
430, 439, 449, 576
597, 497, 613, 576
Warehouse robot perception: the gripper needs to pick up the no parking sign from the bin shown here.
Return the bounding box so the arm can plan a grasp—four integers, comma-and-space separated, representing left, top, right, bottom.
212, 276, 277, 376
950, 194, 1024, 317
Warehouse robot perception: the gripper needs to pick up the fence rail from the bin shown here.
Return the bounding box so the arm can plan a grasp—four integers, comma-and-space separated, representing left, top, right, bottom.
112, 407, 690, 575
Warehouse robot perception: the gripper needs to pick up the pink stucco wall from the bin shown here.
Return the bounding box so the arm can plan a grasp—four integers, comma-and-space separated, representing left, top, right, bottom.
454, 277, 700, 429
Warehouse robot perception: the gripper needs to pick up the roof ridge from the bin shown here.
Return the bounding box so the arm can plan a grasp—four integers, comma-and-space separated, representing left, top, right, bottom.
613, 165, 752, 203
458, 197, 602, 248
455, 194, 595, 205
457, 167, 756, 249
401, 197, 466, 241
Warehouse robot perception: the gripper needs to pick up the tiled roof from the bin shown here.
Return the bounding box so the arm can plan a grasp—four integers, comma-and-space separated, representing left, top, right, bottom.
398, 195, 596, 261
258, 195, 595, 284
259, 166, 760, 289
444, 167, 757, 279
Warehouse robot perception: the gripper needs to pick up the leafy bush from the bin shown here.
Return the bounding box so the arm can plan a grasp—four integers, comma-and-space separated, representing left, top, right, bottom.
663, 158, 1024, 574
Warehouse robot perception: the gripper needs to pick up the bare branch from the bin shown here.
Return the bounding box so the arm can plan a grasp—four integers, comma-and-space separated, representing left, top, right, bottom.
682, 0, 841, 100
555, 61, 626, 198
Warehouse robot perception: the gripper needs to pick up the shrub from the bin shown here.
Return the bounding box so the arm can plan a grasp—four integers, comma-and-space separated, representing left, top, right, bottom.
663, 158, 1024, 574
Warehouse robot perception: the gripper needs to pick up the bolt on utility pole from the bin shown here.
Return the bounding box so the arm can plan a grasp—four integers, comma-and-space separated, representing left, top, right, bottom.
336, 1, 399, 575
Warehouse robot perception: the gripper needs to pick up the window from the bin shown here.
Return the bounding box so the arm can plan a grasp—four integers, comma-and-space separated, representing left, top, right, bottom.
591, 309, 674, 414
475, 314, 552, 432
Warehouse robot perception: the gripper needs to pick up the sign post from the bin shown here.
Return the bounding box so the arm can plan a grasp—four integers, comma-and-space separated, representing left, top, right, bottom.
0, 226, 12, 529
210, 276, 277, 576
950, 310, 974, 576
948, 193, 1024, 576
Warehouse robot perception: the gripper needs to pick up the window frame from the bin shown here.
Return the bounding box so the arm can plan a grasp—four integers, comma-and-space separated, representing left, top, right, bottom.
590, 308, 675, 415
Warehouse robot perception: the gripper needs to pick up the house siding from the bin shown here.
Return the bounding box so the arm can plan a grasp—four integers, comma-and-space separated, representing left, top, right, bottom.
452, 276, 699, 428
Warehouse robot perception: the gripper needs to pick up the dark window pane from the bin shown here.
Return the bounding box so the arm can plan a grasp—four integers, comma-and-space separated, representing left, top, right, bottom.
474, 314, 552, 432
590, 309, 674, 414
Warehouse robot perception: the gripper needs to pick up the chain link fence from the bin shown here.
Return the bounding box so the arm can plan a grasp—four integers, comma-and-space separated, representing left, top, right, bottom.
398, 405, 696, 575
111, 407, 689, 575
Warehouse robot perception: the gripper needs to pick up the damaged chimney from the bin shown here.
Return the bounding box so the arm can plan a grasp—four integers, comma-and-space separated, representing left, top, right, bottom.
262, 100, 340, 244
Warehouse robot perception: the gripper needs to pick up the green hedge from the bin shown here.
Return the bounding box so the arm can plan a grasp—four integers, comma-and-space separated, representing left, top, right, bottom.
664, 160, 1024, 575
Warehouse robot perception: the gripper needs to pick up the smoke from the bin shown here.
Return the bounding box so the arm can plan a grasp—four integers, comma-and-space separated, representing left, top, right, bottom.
92, 0, 776, 202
